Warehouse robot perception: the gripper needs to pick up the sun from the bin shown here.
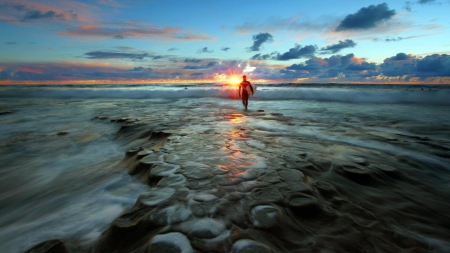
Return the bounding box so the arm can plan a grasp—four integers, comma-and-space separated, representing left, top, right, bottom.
230, 77, 240, 85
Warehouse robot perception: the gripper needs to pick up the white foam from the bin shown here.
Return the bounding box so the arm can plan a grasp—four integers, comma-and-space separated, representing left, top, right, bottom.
150, 232, 195, 253
139, 187, 175, 206
246, 139, 266, 149
151, 203, 192, 225
193, 193, 217, 202
231, 239, 270, 252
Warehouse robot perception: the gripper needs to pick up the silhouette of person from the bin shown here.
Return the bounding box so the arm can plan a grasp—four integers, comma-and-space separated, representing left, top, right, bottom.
238, 75, 253, 110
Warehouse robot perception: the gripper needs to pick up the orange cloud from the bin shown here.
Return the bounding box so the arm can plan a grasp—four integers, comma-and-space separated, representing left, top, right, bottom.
18, 68, 44, 74
351, 56, 366, 64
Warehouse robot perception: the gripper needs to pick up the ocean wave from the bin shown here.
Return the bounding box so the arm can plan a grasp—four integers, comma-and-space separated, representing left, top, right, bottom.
1, 87, 449, 105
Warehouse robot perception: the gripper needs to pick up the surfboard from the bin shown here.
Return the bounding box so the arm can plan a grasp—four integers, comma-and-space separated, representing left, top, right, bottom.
245, 85, 256, 95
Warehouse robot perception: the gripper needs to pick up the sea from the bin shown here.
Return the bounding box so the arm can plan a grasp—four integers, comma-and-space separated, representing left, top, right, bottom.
0, 83, 449, 253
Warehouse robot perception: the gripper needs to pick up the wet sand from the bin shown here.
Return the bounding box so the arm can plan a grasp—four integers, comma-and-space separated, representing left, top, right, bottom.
22, 100, 450, 253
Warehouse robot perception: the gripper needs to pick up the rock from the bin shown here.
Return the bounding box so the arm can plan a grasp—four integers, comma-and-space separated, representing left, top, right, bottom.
231, 239, 272, 253
288, 194, 321, 217
278, 169, 305, 182
25, 239, 68, 253
125, 146, 143, 156
342, 165, 373, 185
314, 181, 338, 198
347, 155, 367, 165
250, 205, 282, 228
148, 232, 195, 253
179, 218, 226, 239
253, 186, 284, 203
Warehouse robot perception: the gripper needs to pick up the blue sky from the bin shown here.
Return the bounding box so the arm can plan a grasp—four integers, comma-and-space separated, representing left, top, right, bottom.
0, 0, 449, 84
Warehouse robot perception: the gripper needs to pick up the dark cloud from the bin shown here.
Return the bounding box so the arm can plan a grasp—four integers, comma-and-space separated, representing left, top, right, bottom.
250, 53, 272, 60
113, 35, 124, 39
418, 0, 435, 3
152, 55, 164, 60
321, 39, 356, 54
168, 47, 178, 51
190, 72, 204, 77
221, 47, 230, 51
183, 61, 218, 70
389, 53, 411, 61
207, 61, 218, 67
131, 67, 144, 71
336, 3, 396, 31
85, 51, 150, 60
197, 47, 213, 53
404, 0, 436, 12
416, 54, 450, 76
274, 44, 317, 61
346, 62, 377, 71
21, 10, 77, 22
130, 66, 153, 72
185, 59, 202, 63
6, 42, 16, 45
250, 44, 317, 61
279, 53, 381, 79
247, 32, 273, 52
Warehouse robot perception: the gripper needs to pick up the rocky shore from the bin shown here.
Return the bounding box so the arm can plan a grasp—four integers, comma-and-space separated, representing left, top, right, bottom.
25, 106, 450, 253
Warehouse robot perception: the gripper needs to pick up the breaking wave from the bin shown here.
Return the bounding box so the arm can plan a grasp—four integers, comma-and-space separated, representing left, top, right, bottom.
1, 85, 449, 105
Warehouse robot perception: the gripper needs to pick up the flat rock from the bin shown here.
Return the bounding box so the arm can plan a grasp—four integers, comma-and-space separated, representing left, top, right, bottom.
288, 194, 321, 217
250, 205, 282, 228
148, 232, 195, 253
231, 239, 272, 253
278, 169, 305, 182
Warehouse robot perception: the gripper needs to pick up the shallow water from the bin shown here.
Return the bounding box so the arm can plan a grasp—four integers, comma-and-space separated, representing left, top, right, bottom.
0, 84, 449, 253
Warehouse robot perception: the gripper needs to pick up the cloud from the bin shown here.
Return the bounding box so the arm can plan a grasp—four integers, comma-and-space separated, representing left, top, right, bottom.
373, 37, 402, 42
416, 54, 450, 76
274, 44, 317, 61
247, 32, 274, 52
389, 53, 412, 61
113, 34, 124, 39
168, 47, 178, 51
197, 47, 213, 53
250, 53, 273, 60
190, 72, 205, 77
6, 42, 16, 45
404, 0, 437, 11
183, 61, 218, 69
336, 3, 396, 31
320, 39, 356, 54
21, 10, 77, 22
236, 15, 338, 35
84, 51, 150, 60
61, 24, 213, 41
185, 59, 202, 63
250, 44, 317, 61
221, 47, 230, 51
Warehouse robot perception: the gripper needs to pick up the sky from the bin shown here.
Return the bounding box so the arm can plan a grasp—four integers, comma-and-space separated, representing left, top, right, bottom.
0, 0, 450, 85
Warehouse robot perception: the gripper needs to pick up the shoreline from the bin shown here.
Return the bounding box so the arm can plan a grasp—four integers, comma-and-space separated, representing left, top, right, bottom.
24, 105, 450, 253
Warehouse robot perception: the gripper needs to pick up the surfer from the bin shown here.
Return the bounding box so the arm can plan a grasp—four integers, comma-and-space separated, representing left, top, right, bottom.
238, 75, 253, 110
